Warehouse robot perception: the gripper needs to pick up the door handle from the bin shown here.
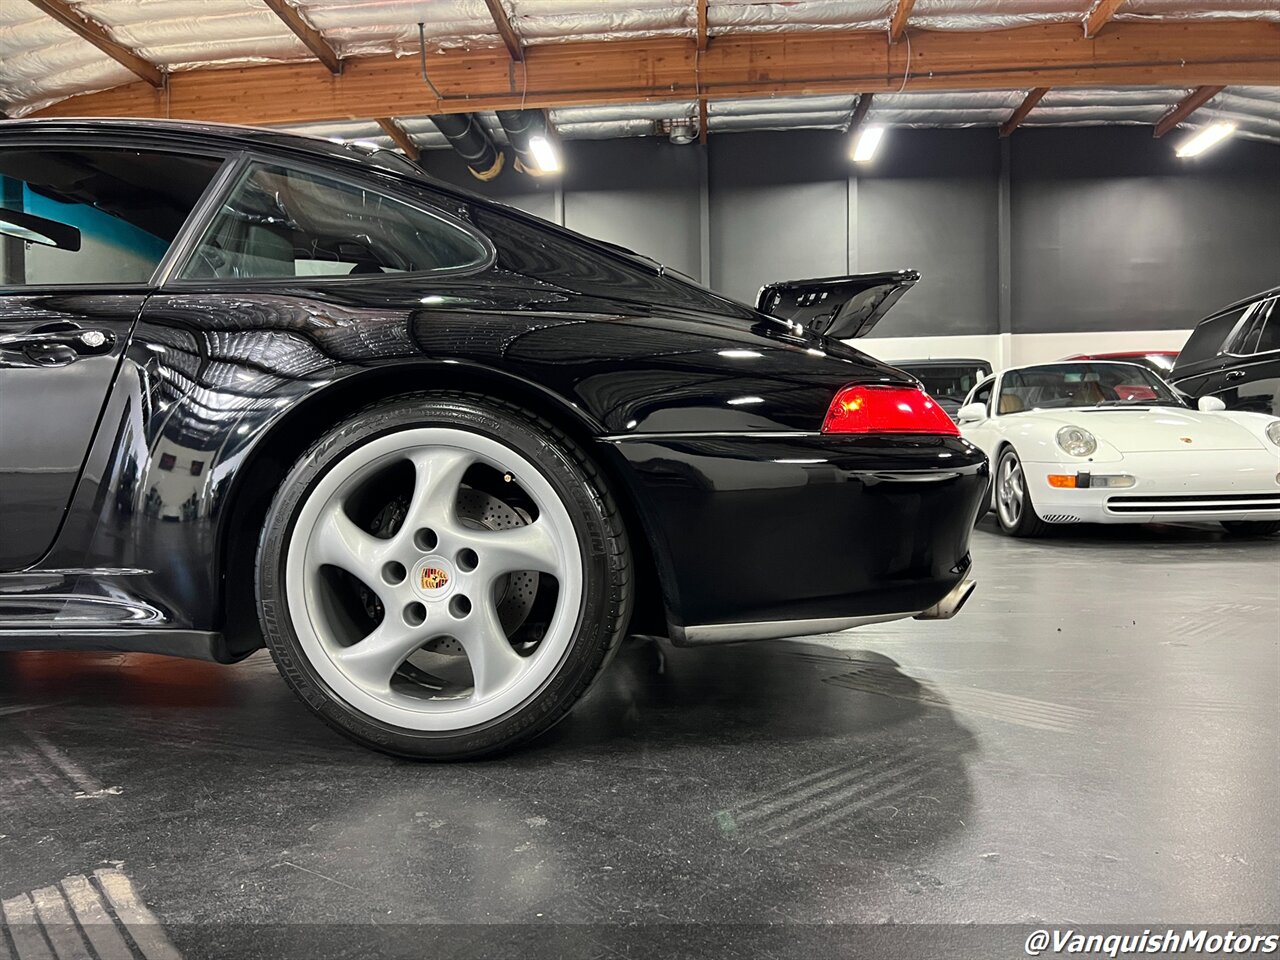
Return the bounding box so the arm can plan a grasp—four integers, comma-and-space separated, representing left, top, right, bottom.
1225, 370, 1246, 380
0, 326, 116, 366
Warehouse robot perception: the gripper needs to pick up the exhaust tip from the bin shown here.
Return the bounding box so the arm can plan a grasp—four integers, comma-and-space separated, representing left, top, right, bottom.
914, 578, 976, 621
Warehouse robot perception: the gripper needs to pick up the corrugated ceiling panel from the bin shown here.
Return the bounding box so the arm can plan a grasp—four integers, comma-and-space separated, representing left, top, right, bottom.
1, 1, 1276, 144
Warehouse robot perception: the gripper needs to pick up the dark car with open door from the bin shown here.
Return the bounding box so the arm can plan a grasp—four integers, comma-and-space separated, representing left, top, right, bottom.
1170, 287, 1280, 419
0, 119, 987, 758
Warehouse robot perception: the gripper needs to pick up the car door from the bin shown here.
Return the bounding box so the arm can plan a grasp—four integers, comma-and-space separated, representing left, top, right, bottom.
0, 143, 225, 570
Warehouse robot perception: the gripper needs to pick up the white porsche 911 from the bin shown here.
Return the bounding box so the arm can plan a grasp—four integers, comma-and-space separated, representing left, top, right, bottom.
956, 361, 1280, 537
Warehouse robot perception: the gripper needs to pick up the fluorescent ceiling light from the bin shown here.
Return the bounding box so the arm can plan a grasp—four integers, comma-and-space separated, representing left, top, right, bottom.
528, 135, 561, 173
1175, 122, 1237, 158
850, 125, 886, 163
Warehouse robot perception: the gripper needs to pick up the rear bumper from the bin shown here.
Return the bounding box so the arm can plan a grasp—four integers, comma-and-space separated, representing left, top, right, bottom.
602, 433, 989, 643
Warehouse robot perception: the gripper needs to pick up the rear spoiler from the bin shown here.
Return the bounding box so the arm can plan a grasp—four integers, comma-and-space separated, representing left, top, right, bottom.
756, 269, 920, 339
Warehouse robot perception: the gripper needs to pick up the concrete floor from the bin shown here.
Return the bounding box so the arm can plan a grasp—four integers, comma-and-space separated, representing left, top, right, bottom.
1, 519, 1277, 957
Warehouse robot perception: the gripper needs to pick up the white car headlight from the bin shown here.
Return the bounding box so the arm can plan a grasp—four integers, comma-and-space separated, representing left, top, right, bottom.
1056, 425, 1097, 457
1267, 421, 1280, 447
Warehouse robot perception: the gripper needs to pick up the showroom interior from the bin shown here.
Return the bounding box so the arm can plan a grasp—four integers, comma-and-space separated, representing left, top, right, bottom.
0, 1, 1278, 957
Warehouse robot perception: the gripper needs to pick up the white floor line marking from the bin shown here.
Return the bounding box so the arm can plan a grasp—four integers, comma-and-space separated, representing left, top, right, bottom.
94, 869, 183, 960
21, 730, 121, 800
28, 887, 92, 960
1, 893, 56, 960
58, 876, 133, 960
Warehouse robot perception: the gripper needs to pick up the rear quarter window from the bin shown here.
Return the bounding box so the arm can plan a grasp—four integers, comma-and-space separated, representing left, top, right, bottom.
180, 162, 490, 280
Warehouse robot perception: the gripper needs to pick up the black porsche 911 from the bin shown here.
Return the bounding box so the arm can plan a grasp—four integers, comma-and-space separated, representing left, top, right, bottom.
0, 120, 987, 758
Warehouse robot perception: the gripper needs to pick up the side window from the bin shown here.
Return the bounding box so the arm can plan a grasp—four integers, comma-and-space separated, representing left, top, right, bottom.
1247, 298, 1279, 355
1223, 300, 1276, 356
181, 163, 489, 280
0, 148, 222, 287
971, 379, 994, 413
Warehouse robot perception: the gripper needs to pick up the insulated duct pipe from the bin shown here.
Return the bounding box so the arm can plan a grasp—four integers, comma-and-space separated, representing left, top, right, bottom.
496, 110, 554, 177
429, 113, 504, 181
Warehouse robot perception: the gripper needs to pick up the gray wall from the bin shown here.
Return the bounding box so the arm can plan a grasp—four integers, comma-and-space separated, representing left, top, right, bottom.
1010, 128, 1280, 333
422, 127, 1280, 336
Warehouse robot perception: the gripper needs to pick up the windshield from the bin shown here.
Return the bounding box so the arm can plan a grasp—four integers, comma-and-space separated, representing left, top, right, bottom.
998, 363, 1186, 413
897, 363, 991, 403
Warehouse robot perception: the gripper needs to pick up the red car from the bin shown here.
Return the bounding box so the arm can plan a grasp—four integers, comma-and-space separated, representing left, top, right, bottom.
1063, 351, 1179, 375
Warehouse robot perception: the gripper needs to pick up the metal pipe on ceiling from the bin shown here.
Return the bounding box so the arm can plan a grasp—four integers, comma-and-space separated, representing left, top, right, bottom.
496, 110, 554, 177
429, 113, 505, 181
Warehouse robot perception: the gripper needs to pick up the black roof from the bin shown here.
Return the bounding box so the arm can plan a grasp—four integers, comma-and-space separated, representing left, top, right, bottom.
0, 117, 421, 177
0, 117, 703, 291
1212, 284, 1280, 317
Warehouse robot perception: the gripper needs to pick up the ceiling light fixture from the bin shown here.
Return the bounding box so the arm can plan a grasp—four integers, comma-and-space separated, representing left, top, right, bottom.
1175, 121, 1237, 158
527, 135, 561, 173
850, 125, 886, 164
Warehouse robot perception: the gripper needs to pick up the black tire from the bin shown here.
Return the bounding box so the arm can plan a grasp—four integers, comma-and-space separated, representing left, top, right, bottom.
256, 393, 632, 759
993, 447, 1049, 538
1220, 520, 1280, 538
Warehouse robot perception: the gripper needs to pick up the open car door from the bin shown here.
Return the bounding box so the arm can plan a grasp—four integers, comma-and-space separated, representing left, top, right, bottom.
757, 269, 920, 339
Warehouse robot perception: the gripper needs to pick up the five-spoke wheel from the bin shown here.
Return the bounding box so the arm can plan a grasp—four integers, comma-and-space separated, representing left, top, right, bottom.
994, 447, 1047, 538
257, 395, 632, 758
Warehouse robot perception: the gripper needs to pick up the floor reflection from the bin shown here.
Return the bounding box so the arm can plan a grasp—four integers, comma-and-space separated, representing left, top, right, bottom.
0, 638, 978, 926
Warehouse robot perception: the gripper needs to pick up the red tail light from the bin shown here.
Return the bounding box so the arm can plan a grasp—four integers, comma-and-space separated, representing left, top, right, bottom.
822, 384, 960, 436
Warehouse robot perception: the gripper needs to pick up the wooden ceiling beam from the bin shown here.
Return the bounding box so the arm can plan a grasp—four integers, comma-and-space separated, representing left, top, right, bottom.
24, 0, 163, 87
31, 22, 1280, 126
698, 98, 708, 144
1083, 0, 1126, 39
263, 0, 341, 75
484, 0, 524, 62
696, 0, 709, 52
999, 86, 1050, 137
374, 118, 419, 161
889, 0, 916, 44
1153, 85, 1227, 138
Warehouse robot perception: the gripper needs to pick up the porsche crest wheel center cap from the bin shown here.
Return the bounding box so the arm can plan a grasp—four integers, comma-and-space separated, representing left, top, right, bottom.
413, 557, 456, 600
